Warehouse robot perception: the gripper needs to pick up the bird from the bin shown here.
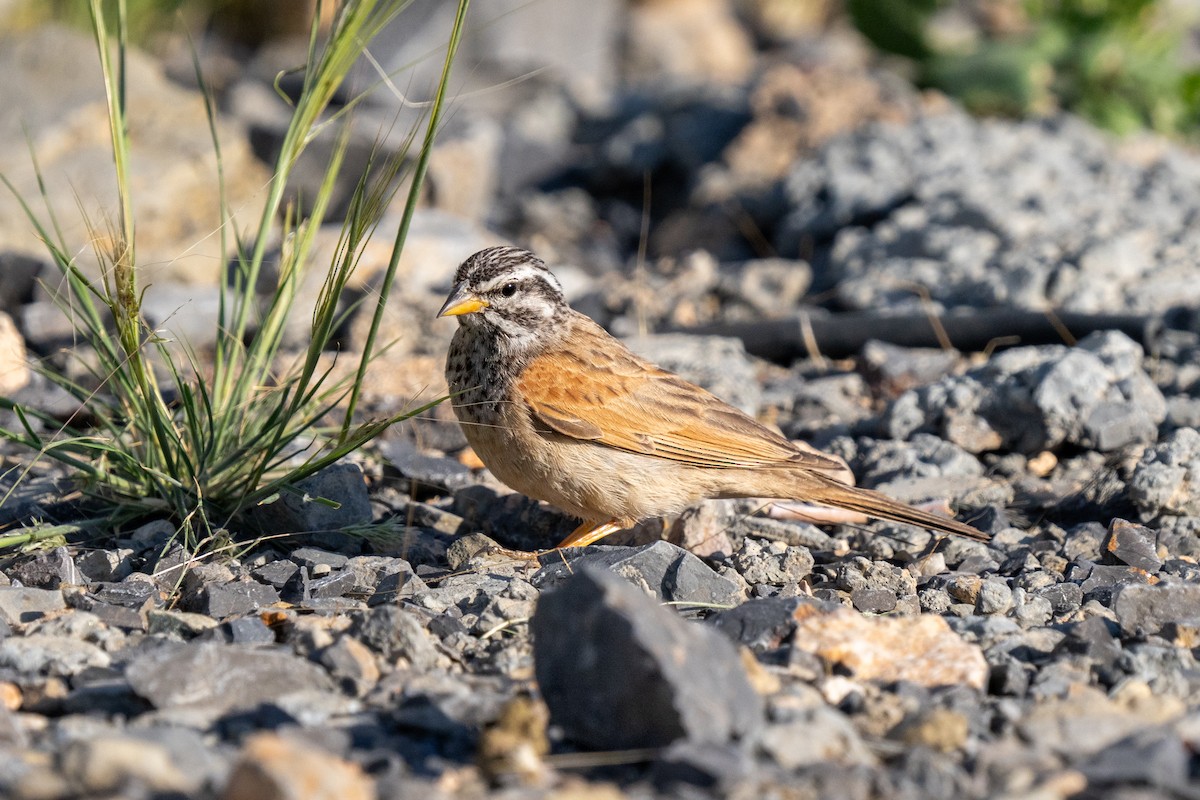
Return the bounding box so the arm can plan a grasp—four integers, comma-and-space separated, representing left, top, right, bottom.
438, 246, 988, 550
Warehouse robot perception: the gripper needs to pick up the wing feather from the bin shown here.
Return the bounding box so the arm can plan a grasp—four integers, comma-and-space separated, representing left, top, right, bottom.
517, 318, 846, 474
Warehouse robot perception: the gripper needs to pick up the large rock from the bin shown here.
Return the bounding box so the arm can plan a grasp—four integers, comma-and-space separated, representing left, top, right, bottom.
126, 642, 334, 714
532, 566, 762, 750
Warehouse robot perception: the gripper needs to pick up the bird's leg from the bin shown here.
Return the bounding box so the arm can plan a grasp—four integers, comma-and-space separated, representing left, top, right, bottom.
555, 519, 625, 549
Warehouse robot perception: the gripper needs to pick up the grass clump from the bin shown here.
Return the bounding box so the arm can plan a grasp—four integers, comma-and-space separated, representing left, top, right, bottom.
0, 0, 470, 552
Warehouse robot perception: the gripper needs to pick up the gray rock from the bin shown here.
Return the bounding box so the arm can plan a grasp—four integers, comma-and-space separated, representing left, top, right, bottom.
889, 332, 1165, 455
718, 258, 812, 318
1012, 590, 1053, 628
354, 606, 439, 671
180, 563, 235, 597
779, 108, 1200, 315
533, 566, 762, 749
1129, 427, 1200, 519
730, 538, 814, 586
836, 558, 917, 598
976, 580, 1013, 615
367, 560, 426, 606
290, 547, 349, 572
0, 587, 65, 626
760, 706, 876, 769
0, 634, 110, 675
862, 340, 961, 393
7, 547, 82, 589
245, 462, 373, 535
188, 580, 280, 619
91, 579, 162, 610
708, 596, 836, 653
650, 740, 753, 792
58, 734, 194, 795
83, 602, 146, 632
1113, 582, 1200, 637
146, 609, 219, 638
1079, 563, 1153, 605
1103, 519, 1163, 572
851, 588, 898, 614
1079, 727, 1189, 792
75, 549, 134, 583
126, 641, 334, 713
1055, 616, 1122, 670
218, 616, 276, 645
534, 541, 743, 607
252, 559, 300, 589
293, 565, 362, 602
318, 636, 380, 698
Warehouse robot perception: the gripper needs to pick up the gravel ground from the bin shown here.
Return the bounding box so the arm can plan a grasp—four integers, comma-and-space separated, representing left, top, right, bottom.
2, 3, 1200, 799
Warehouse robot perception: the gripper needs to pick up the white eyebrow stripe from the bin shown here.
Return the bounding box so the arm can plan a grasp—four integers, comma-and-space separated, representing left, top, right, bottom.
477, 265, 562, 295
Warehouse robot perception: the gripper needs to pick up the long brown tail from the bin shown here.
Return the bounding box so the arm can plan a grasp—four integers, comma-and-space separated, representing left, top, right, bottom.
802, 471, 991, 543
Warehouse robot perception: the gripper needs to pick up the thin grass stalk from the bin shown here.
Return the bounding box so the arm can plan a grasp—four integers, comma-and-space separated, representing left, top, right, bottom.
89, 0, 183, 478
215, 0, 405, 407
342, 0, 472, 434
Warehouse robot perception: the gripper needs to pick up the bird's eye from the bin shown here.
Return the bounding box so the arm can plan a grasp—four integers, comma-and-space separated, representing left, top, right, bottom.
500, 282, 518, 297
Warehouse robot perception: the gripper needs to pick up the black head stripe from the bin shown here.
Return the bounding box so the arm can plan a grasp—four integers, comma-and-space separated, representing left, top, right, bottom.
456, 246, 549, 286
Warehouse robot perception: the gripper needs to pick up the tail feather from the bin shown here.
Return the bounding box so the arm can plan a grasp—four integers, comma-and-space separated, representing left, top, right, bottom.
804, 472, 990, 543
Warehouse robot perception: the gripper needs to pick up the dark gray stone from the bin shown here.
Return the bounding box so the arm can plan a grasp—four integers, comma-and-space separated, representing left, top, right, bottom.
290, 547, 349, 571
355, 606, 439, 671
1113, 582, 1200, 637
251, 559, 300, 589
862, 340, 961, 392
1103, 519, 1163, 572
1079, 727, 1189, 791
532, 566, 762, 750
189, 580, 280, 619
851, 588, 897, 614
976, 580, 1013, 615
1056, 614, 1119, 660
533, 541, 743, 607
368, 560, 426, 606
180, 563, 234, 597
244, 462, 373, 534
91, 579, 162, 610
988, 659, 1031, 697
1078, 563, 1153, 605
0, 587, 65, 626
7, 547, 81, 589
651, 740, 753, 791
302, 569, 359, 600
218, 616, 276, 645
126, 641, 334, 712
84, 602, 146, 631
75, 549, 134, 583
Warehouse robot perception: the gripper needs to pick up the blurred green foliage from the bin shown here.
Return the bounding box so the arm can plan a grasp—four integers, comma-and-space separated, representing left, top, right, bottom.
8, 0, 192, 42
848, 0, 1200, 136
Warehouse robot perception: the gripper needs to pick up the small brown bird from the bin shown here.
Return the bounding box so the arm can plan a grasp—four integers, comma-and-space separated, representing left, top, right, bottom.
439, 246, 988, 549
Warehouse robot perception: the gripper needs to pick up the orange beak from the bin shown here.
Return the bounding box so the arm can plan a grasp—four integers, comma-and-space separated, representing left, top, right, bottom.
437, 283, 489, 317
